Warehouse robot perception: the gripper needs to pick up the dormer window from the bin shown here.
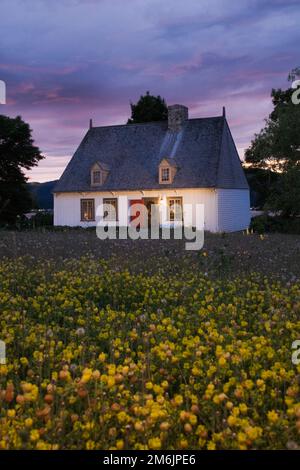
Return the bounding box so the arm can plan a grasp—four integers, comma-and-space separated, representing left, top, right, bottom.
159, 158, 178, 184
91, 162, 110, 187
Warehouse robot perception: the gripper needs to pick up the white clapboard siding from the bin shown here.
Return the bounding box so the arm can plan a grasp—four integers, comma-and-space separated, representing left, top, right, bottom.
217, 189, 250, 232
54, 188, 250, 233
54, 189, 219, 231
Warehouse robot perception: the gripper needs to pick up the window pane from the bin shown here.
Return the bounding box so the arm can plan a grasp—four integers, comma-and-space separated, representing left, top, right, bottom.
161, 168, 170, 182
168, 198, 182, 221
93, 171, 101, 184
81, 199, 95, 221
103, 198, 118, 221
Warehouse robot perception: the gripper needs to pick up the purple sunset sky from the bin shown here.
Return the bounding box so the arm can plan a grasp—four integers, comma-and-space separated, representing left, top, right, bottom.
1, 0, 299, 182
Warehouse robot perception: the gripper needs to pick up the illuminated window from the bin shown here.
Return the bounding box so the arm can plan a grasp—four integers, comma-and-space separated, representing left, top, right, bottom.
81, 199, 95, 221
159, 159, 177, 184
168, 197, 183, 221
103, 198, 118, 221
161, 167, 170, 182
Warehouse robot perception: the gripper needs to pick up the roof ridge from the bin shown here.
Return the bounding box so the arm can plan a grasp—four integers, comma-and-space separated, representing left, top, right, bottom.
214, 116, 227, 186
187, 115, 224, 121
90, 121, 167, 130
89, 115, 224, 131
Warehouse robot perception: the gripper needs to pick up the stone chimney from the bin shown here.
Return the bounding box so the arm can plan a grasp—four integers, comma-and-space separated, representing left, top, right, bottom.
168, 104, 188, 131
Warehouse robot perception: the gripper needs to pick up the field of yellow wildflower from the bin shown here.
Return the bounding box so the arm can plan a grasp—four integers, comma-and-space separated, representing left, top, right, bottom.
0, 230, 300, 449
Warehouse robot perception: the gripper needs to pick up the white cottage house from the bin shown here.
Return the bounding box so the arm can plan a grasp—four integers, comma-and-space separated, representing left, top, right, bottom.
53, 104, 250, 232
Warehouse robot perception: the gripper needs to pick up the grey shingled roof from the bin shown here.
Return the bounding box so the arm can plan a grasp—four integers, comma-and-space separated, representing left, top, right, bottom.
54, 116, 248, 193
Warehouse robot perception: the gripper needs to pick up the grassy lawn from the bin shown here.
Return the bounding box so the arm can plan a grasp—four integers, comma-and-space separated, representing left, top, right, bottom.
0, 230, 300, 449
1, 229, 300, 279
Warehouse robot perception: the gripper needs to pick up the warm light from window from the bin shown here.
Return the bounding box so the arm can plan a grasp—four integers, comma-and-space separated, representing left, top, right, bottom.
81, 199, 95, 221
168, 198, 183, 221
161, 168, 170, 182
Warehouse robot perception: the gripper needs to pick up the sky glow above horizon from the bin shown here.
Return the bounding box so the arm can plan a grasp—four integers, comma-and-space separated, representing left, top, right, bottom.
0, 0, 299, 182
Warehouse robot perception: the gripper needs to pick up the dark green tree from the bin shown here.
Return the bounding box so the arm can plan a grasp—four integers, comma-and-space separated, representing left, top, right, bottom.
265, 166, 300, 217
127, 91, 168, 124
244, 167, 280, 208
0, 115, 43, 224
245, 69, 300, 215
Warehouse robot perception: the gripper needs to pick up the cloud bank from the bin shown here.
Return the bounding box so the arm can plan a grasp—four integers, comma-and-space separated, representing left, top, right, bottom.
0, 0, 299, 181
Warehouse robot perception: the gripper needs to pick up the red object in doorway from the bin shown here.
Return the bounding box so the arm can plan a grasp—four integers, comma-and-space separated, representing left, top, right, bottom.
129, 199, 144, 228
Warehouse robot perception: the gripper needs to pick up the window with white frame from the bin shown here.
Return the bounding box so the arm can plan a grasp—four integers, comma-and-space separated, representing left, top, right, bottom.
91, 163, 109, 186
167, 197, 183, 222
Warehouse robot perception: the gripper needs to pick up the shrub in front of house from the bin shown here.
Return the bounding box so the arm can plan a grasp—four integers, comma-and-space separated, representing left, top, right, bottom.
250, 215, 300, 234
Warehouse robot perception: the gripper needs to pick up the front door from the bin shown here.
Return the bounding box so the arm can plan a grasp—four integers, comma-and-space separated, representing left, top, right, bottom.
129, 199, 144, 228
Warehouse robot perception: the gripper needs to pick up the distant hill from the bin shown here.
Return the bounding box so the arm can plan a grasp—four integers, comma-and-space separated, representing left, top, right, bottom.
28, 180, 58, 209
